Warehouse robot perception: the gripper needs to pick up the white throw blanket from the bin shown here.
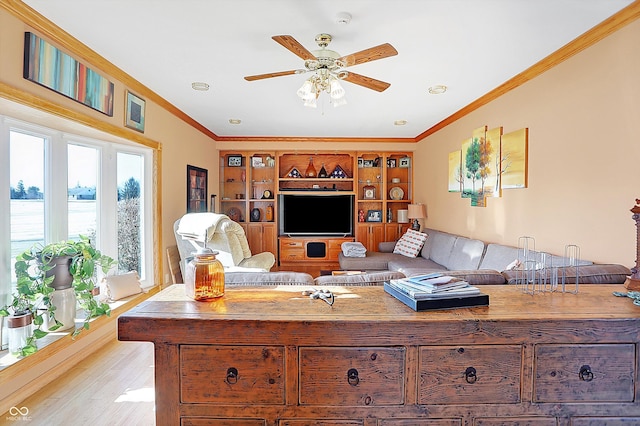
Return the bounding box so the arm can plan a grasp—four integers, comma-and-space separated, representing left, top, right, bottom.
342, 241, 367, 258
176, 213, 228, 242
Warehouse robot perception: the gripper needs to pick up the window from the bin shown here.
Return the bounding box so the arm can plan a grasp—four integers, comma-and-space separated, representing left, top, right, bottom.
1, 116, 155, 349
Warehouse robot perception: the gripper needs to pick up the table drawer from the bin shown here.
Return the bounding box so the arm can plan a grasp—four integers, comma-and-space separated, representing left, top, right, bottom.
419, 345, 522, 404
183, 419, 266, 426
533, 344, 635, 402
181, 345, 285, 404
299, 347, 405, 406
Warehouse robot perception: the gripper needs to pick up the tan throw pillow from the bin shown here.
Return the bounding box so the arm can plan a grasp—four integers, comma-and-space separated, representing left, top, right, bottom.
393, 230, 428, 258
101, 271, 143, 301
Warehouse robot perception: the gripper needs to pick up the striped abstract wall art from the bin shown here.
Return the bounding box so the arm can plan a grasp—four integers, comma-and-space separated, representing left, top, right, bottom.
23, 32, 114, 116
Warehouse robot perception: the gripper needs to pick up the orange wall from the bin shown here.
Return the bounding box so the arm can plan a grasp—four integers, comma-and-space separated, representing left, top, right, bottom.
414, 18, 640, 265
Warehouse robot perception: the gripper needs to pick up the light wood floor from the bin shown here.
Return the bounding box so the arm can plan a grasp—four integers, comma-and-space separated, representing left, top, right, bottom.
3, 339, 156, 425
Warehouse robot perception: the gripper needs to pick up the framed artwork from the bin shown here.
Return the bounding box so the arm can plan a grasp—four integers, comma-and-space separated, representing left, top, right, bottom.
227, 155, 243, 167
187, 165, 208, 213
363, 159, 374, 168
501, 128, 528, 189
399, 157, 411, 168
125, 91, 146, 132
23, 32, 114, 116
448, 150, 462, 193
366, 209, 383, 222
357, 157, 364, 168
387, 158, 397, 168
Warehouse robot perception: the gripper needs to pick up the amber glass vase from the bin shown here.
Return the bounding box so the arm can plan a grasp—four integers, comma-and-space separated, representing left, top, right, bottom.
185, 247, 225, 301
305, 157, 317, 178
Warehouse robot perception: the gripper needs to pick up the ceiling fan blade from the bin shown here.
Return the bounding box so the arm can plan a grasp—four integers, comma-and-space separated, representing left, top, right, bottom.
338, 43, 398, 67
244, 70, 300, 81
342, 72, 391, 92
272, 35, 317, 61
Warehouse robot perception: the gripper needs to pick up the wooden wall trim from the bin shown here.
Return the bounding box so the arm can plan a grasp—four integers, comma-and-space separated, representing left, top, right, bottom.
215, 135, 417, 143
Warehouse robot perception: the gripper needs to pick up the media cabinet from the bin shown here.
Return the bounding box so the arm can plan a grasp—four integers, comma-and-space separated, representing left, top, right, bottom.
219, 150, 414, 270
118, 284, 640, 426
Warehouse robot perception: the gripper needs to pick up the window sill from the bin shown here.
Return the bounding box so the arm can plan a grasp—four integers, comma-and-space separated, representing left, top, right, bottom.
0, 286, 159, 372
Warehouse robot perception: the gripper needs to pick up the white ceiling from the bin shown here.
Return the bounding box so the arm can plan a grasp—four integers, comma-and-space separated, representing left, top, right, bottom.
22, 0, 634, 139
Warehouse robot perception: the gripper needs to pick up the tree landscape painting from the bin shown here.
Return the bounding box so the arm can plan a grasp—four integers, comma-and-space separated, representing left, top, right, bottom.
450, 125, 527, 207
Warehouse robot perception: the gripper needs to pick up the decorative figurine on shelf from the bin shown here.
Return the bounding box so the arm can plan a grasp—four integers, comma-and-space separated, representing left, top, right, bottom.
387, 207, 392, 223
318, 163, 328, 178
305, 157, 317, 178
625, 199, 640, 290
358, 209, 365, 223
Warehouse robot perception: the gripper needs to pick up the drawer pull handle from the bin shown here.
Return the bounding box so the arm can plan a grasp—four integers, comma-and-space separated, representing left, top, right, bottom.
226, 367, 239, 384
347, 368, 359, 386
579, 364, 594, 382
464, 366, 477, 384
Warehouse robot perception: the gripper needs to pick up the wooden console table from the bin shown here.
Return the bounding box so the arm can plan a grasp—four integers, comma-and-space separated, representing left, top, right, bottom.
118, 284, 640, 426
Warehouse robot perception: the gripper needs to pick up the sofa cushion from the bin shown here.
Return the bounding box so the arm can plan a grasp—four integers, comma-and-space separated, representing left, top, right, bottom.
338, 252, 397, 271
445, 237, 485, 270
388, 258, 447, 274
501, 264, 631, 285
314, 271, 405, 287
393, 230, 428, 258
478, 243, 522, 271
225, 271, 314, 286
427, 232, 457, 266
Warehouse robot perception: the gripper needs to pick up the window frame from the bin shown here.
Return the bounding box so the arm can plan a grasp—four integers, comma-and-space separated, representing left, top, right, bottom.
1, 115, 156, 312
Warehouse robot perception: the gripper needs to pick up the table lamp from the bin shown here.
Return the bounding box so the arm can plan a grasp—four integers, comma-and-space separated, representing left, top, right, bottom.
407, 203, 427, 232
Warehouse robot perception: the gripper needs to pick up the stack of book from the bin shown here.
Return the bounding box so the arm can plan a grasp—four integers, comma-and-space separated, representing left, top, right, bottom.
384, 273, 489, 311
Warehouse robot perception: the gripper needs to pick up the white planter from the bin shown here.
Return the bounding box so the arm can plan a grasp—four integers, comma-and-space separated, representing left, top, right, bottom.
44, 287, 77, 331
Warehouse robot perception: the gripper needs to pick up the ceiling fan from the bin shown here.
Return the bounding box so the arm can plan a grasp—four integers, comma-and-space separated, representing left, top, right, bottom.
244, 34, 398, 107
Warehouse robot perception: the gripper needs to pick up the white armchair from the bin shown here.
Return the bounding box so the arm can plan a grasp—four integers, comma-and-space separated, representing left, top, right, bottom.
174, 213, 275, 275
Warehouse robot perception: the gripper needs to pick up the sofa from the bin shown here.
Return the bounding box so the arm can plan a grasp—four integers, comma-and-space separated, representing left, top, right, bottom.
338, 228, 631, 285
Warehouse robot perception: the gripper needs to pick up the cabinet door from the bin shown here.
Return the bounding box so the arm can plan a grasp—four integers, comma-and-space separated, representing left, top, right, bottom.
356, 223, 384, 252
262, 223, 277, 255
246, 223, 277, 255
385, 223, 409, 242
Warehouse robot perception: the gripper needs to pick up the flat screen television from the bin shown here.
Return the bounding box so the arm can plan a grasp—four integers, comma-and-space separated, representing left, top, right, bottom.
279, 194, 354, 236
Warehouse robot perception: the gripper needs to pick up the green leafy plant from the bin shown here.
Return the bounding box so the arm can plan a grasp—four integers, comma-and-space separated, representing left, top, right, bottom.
0, 235, 116, 356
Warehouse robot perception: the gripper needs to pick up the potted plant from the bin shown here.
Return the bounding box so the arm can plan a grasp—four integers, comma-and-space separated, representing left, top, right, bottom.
0, 235, 116, 356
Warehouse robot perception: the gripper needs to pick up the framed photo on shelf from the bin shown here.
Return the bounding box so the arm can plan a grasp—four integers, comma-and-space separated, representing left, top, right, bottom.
187, 165, 208, 213
251, 156, 264, 167
366, 209, 383, 222
227, 155, 243, 167
125, 91, 145, 132
387, 158, 397, 168
399, 157, 411, 168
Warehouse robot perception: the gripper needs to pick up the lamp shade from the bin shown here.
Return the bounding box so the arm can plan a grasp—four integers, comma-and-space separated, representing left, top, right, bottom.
407, 203, 426, 219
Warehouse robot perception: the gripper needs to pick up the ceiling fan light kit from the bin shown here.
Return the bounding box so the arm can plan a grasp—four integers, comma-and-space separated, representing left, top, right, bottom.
245, 33, 397, 108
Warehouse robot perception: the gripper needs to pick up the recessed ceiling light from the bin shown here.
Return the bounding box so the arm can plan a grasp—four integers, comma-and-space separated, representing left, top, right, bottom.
228, 119, 241, 125
428, 85, 447, 95
192, 82, 210, 91
394, 120, 407, 126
